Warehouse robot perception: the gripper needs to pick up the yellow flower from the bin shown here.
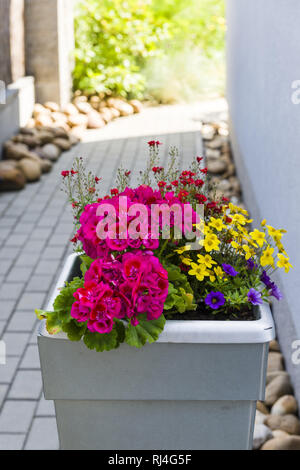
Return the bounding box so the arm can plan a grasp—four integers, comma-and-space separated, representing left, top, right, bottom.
209, 217, 226, 232
207, 270, 216, 282
197, 254, 217, 268
175, 245, 191, 255
181, 256, 192, 266
250, 229, 265, 247
261, 219, 266, 226
276, 242, 287, 255
203, 233, 220, 252
277, 254, 293, 273
188, 263, 209, 281
242, 244, 255, 260
266, 225, 277, 237
214, 266, 224, 278
260, 246, 275, 267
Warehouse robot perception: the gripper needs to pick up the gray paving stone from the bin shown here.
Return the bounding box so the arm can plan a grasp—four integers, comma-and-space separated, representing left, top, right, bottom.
24, 417, 59, 450
5, 234, 29, 247
0, 217, 18, 227
0, 321, 5, 336
7, 311, 37, 333
0, 283, 24, 300
48, 234, 69, 246
9, 370, 42, 399
0, 400, 36, 433
20, 345, 40, 369
0, 384, 8, 408
34, 260, 60, 276
0, 357, 19, 384
0, 434, 26, 450
41, 246, 66, 260
1, 332, 30, 356
7, 267, 33, 283
14, 252, 40, 268
0, 247, 21, 260
23, 239, 47, 253
30, 228, 52, 240
0, 259, 13, 276
36, 395, 55, 416
28, 322, 40, 345
16, 292, 46, 311
0, 301, 15, 320
26, 275, 54, 292
12, 223, 34, 235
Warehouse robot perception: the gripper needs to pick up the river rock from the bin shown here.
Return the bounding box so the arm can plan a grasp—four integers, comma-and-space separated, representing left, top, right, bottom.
206, 148, 221, 160
87, 110, 106, 129
40, 159, 52, 174
255, 410, 268, 425
269, 339, 280, 352
12, 134, 40, 148
67, 113, 88, 128
62, 103, 79, 116
267, 352, 284, 371
5, 142, 33, 160
256, 401, 270, 415
129, 99, 143, 113
33, 103, 51, 117
109, 107, 121, 118
206, 135, 225, 149
207, 159, 227, 174
52, 138, 72, 151
75, 101, 93, 115
201, 124, 215, 140
44, 101, 60, 113
272, 429, 290, 439
266, 370, 289, 385
35, 130, 54, 145
89, 95, 101, 109
18, 158, 41, 182
265, 374, 293, 406
253, 424, 273, 450
100, 107, 114, 123
261, 436, 300, 450
35, 114, 53, 127
271, 395, 298, 416
264, 414, 300, 435
0, 161, 26, 191
41, 143, 62, 161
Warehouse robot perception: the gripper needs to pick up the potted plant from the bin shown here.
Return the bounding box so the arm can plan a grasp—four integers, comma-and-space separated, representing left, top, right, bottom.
36, 142, 291, 450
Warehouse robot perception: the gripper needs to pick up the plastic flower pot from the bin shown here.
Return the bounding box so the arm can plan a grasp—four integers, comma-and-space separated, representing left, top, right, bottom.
38, 254, 275, 450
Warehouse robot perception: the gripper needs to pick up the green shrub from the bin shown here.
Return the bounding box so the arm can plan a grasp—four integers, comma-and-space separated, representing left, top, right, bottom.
73, 0, 225, 101
73, 0, 170, 99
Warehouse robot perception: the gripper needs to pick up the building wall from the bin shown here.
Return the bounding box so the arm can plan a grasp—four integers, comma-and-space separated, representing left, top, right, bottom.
226, 0, 300, 402
25, 0, 74, 105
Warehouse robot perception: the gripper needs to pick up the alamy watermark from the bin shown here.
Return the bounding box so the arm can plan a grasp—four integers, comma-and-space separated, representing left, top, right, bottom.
0, 80, 6, 105
95, 197, 204, 251
291, 80, 300, 104
291, 340, 300, 365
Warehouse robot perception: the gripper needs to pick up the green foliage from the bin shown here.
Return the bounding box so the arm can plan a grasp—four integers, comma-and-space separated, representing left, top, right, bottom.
163, 263, 197, 314
80, 255, 94, 276
125, 314, 166, 348
83, 320, 125, 352
73, 0, 225, 101
73, 0, 169, 98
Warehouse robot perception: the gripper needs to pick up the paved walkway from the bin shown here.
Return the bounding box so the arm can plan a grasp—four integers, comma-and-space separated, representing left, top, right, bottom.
0, 100, 225, 449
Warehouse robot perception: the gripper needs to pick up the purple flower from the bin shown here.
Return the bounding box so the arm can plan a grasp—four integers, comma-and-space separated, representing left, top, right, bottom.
246, 258, 257, 270
222, 263, 239, 277
247, 288, 263, 306
205, 291, 225, 310
270, 284, 283, 301
260, 270, 273, 289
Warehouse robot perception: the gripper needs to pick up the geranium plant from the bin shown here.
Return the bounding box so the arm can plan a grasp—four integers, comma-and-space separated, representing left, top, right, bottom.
36, 142, 291, 352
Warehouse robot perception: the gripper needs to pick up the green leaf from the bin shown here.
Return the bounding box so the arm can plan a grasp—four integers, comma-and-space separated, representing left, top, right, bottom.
83, 328, 119, 352
45, 312, 62, 335
62, 320, 86, 341
125, 314, 166, 348
53, 277, 84, 323
80, 255, 94, 276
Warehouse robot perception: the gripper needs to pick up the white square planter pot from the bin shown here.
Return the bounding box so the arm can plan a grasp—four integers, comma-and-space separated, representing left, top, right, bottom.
38, 254, 275, 450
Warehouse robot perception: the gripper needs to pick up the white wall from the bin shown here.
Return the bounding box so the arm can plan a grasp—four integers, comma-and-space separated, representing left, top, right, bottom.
227, 0, 300, 401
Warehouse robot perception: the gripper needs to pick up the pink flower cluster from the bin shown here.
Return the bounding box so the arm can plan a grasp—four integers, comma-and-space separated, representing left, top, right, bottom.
76, 185, 197, 260
71, 251, 169, 333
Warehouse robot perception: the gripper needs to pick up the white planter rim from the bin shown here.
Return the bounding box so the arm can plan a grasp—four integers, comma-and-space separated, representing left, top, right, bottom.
39, 253, 275, 344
